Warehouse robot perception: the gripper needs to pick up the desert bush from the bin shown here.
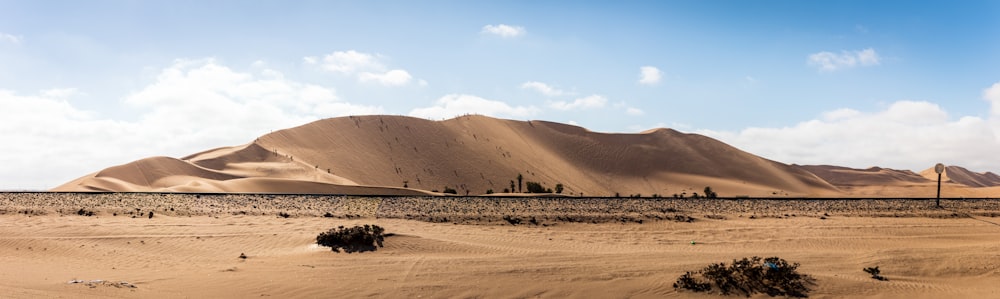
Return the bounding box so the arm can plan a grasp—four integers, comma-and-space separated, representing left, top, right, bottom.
555, 183, 564, 194
77, 208, 95, 217
525, 181, 548, 193
704, 186, 718, 198
863, 266, 887, 281
316, 225, 386, 253
443, 187, 458, 194
674, 256, 813, 297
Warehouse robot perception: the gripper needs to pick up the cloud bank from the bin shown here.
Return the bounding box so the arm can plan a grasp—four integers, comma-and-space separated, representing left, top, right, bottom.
701, 81, 1000, 173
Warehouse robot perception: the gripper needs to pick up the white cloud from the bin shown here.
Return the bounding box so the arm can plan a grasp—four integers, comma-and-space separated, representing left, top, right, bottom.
481, 24, 526, 38
638, 66, 662, 85
521, 81, 568, 96
359, 69, 413, 86
807, 48, 881, 71
314, 50, 381, 73
984, 82, 1000, 116
0, 32, 22, 44
626, 107, 645, 115
700, 87, 1000, 172
549, 95, 607, 110
0, 59, 382, 189
40, 88, 84, 99
822, 108, 861, 121
409, 94, 539, 120
306, 50, 417, 86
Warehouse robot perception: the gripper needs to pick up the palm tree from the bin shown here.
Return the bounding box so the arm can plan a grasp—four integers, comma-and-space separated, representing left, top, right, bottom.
517, 173, 523, 193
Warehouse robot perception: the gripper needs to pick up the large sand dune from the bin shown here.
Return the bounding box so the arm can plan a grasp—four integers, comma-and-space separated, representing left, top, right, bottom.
55, 115, 843, 197
54, 115, 999, 197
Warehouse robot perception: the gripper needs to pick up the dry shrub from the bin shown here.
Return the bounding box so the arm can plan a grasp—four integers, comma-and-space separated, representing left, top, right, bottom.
316, 225, 386, 253
674, 256, 814, 297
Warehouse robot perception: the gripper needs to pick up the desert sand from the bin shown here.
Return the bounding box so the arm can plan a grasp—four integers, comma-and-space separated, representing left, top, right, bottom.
2, 192, 999, 298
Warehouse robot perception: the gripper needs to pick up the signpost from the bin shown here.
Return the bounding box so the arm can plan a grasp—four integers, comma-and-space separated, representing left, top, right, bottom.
935, 163, 944, 208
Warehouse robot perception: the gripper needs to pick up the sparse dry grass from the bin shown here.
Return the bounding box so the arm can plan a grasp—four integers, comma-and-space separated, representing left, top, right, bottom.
2, 193, 999, 225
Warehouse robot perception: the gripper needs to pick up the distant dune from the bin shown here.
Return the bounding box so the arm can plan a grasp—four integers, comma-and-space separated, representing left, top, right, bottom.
54, 115, 997, 197
799, 164, 999, 197
918, 165, 1000, 188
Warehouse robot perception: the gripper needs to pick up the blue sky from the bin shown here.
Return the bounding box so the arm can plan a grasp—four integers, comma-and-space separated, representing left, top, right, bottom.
1, 1, 999, 189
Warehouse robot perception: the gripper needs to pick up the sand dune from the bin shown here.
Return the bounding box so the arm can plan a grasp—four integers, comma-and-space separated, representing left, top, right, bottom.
54, 115, 999, 197
55, 115, 842, 197
800, 165, 1000, 198
919, 165, 1000, 188
798, 165, 930, 186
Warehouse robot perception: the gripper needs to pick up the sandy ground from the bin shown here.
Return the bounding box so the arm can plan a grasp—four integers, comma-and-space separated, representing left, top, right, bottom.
2, 193, 1000, 298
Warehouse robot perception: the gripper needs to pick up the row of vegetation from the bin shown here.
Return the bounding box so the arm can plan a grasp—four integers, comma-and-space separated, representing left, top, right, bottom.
431, 173, 723, 197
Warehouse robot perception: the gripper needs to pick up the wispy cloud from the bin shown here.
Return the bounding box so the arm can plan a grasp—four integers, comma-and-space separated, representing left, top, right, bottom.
304, 50, 419, 86
549, 95, 607, 110
0, 32, 22, 44
359, 69, 413, 86
481, 24, 526, 38
807, 48, 880, 71
638, 66, 662, 85
521, 81, 568, 96
409, 94, 539, 120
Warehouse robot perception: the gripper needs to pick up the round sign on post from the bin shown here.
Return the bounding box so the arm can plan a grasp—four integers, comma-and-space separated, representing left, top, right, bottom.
934, 163, 944, 207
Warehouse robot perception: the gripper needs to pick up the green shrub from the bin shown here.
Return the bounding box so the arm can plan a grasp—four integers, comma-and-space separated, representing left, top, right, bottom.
316, 225, 386, 253
674, 256, 813, 297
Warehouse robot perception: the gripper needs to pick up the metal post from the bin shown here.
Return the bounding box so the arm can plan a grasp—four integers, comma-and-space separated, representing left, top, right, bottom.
936, 173, 941, 208
934, 163, 944, 208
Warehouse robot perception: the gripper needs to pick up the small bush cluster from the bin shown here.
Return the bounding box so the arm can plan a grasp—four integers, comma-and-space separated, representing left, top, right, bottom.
316, 225, 386, 253
863, 266, 887, 281
674, 256, 813, 297
525, 181, 551, 193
